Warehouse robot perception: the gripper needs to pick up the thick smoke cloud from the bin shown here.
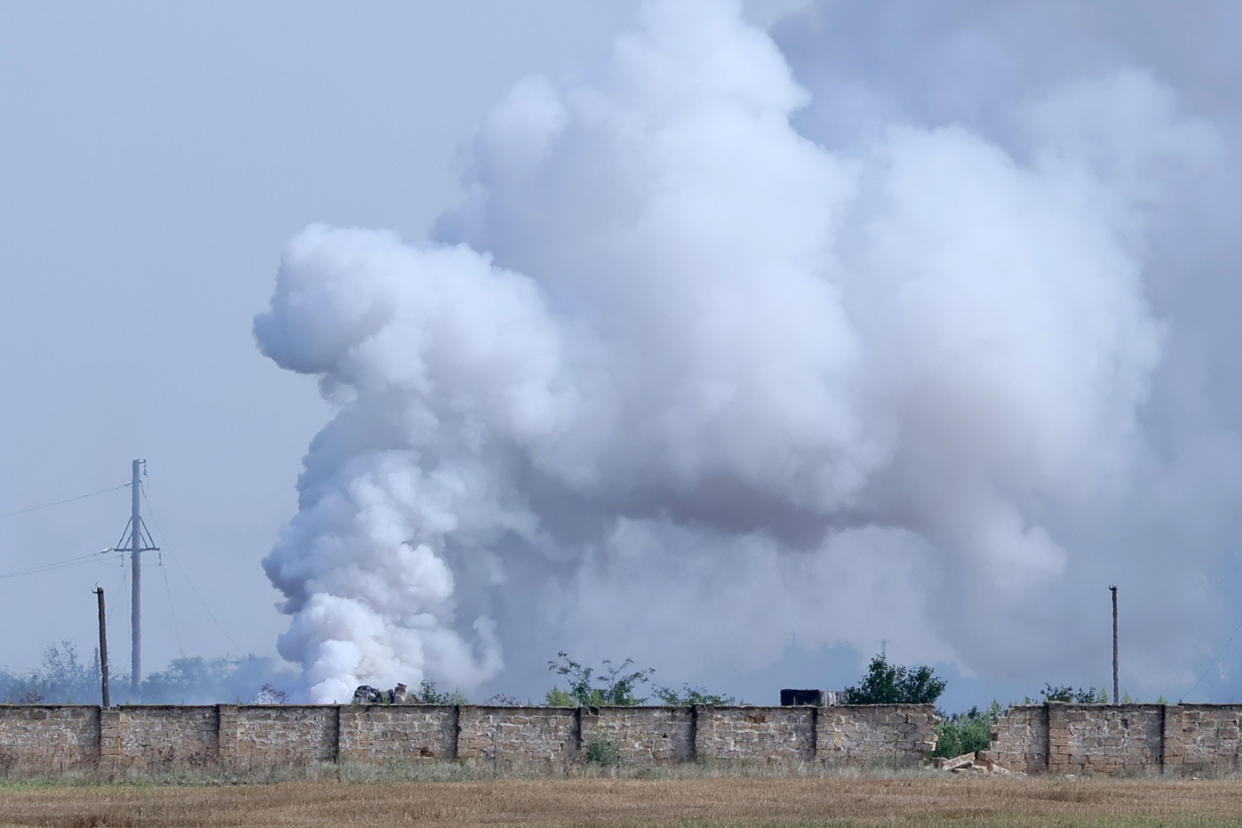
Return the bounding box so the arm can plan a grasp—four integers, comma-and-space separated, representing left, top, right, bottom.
255, 0, 1241, 702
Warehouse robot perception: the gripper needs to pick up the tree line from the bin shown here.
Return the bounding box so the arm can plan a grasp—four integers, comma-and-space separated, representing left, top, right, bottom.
0, 641, 294, 706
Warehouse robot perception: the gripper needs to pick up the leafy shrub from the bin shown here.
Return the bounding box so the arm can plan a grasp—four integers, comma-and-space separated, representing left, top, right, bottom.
652, 684, 737, 706
932, 702, 1002, 758
545, 653, 736, 707
410, 680, 467, 705
585, 738, 620, 766
1037, 684, 1109, 704
544, 686, 576, 706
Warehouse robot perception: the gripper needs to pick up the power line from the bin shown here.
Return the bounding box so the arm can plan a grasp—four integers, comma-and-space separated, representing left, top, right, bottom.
0, 482, 130, 520
1186, 617, 1242, 698
140, 484, 243, 653
159, 560, 186, 659
0, 549, 119, 580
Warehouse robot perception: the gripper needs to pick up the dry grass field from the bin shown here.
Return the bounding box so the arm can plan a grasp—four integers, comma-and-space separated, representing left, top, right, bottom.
3, 774, 1242, 827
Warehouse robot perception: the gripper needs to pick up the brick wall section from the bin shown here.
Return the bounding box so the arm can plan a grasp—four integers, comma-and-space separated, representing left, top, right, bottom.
981, 704, 1048, 772
220, 705, 337, 768
0, 706, 98, 774
0, 702, 933, 776
1166, 705, 1242, 775
817, 705, 937, 764
982, 704, 1242, 776
103, 706, 218, 769
581, 706, 693, 764
456, 706, 578, 767
339, 704, 456, 762
696, 707, 815, 763
17, 702, 1242, 777
1054, 705, 1163, 775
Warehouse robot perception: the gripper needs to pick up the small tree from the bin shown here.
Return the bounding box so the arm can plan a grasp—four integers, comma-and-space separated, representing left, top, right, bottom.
1039, 684, 1108, 704
844, 654, 946, 705
547, 652, 654, 706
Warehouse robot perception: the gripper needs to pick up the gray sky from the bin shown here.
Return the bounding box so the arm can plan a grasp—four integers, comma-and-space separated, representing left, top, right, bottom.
0, 0, 637, 680
3, 1, 1241, 711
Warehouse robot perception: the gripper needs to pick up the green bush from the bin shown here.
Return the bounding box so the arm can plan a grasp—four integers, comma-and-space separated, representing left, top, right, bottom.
409, 679, 467, 705
932, 702, 1001, 758
585, 738, 620, 766
544, 686, 575, 707
652, 684, 737, 706
1038, 684, 1109, 704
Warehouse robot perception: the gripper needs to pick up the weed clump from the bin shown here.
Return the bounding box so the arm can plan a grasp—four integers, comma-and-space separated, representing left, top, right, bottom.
585, 739, 620, 767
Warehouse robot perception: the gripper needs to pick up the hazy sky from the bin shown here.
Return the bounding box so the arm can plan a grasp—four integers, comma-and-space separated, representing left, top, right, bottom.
0, 0, 638, 686
3, 1, 1241, 711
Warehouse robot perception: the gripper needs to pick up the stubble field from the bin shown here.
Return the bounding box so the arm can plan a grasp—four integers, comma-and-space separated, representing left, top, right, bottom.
3, 774, 1242, 827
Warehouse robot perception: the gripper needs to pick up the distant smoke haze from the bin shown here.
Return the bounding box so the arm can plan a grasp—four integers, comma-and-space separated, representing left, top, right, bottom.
255, 0, 1242, 702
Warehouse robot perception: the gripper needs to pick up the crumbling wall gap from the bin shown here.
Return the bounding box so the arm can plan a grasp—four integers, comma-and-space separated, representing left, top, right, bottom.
450, 704, 460, 762
1159, 702, 1166, 773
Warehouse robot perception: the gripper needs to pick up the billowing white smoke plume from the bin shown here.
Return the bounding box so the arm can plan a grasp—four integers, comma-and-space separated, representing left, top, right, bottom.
256, 0, 1231, 702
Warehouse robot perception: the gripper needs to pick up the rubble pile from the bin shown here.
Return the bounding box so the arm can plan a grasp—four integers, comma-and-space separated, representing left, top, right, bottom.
935, 751, 1014, 774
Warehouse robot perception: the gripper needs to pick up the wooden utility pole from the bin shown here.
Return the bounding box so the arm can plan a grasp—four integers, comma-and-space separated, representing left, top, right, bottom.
1110, 585, 1119, 704
95, 587, 110, 708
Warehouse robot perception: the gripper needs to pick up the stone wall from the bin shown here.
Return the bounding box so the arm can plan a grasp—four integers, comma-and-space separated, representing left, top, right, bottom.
102, 706, 218, 770
457, 706, 578, 767
1166, 705, 1242, 775
0, 703, 935, 777
0, 706, 98, 775
222, 706, 337, 768
1052, 704, 1163, 775
818, 704, 939, 763
16, 702, 1242, 777
339, 704, 456, 763
982, 703, 1242, 776
982, 704, 1048, 773
696, 707, 815, 763
581, 706, 694, 764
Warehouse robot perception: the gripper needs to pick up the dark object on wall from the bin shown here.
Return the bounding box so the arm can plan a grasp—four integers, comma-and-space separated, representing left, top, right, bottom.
352, 685, 384, 704
781, 689, 824, 706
